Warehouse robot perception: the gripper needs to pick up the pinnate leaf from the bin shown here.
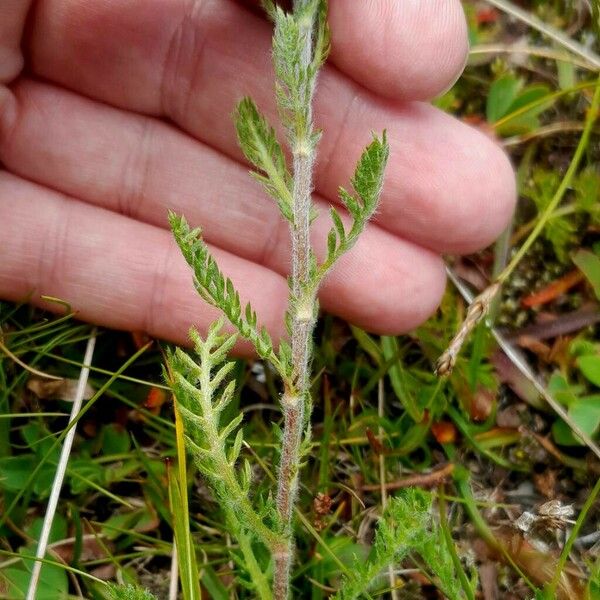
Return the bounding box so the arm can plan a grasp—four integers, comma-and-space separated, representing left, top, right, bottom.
235, 97, 293, 222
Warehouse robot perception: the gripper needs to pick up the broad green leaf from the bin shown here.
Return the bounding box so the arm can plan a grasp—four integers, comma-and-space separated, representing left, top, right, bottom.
0, 455, 55, 496
102, 424, 131, 455
570, 339, 599, 358
552, 418, 580, 446
22, 422, 60, 461
573, 249, 600, 301
4, 550, 68, 600
577, 355, 600, 387
26, 514, 67, 545
553, 395, 600, 446
548, 372, 580, 406
570, 395, 600, 436
496, 85, 555, 136
486, 74, 521, 122
509, 84, 551, 113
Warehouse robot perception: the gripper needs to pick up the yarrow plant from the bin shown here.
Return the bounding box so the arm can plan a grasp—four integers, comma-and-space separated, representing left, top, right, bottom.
95, 3, 477, 599
164, 1, 388, 598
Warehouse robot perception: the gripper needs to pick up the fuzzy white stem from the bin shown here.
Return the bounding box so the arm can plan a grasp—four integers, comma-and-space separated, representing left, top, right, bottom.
274, 4, 318, 599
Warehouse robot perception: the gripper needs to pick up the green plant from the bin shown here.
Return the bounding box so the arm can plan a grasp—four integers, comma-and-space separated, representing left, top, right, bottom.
333, 489, 471, 600
165, 2, 389, 598
107, 584, 158, 600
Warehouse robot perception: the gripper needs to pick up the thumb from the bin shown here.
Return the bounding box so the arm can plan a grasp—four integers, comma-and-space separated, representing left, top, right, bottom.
0, 0, 32, 82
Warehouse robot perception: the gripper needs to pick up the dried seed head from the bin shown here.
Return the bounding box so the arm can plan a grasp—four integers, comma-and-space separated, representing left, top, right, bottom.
313, 492, 333, 516
538, 500, 575, 529
434, 353, 456, 377
515, 500, 576, 535
515, 511, 537, 533
435, 282, 501, 377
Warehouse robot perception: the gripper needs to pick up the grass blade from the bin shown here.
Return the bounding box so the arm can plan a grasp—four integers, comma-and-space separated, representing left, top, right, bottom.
26, 329, 97, 600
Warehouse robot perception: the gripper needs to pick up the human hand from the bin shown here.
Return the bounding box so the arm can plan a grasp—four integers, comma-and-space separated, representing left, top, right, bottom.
0, 0, 515, 349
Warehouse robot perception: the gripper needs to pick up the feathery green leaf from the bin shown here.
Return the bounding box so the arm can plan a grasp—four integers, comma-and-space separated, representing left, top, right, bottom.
235, 97, 294, 222
272, 2, 328, 144
169, 212, 282, 370
351, 130, 389, 214
107, 584, 158, 600
166, 322, 283, 552
316, 132, 389, 285
333, 489, 467, 600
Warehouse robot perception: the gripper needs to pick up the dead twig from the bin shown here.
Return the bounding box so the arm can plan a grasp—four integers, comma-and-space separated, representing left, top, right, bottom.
361, 463, 455, 492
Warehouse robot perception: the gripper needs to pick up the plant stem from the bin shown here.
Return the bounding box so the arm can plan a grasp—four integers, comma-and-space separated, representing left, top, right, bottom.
274, 3, 318, 597
437, 486, 475, 600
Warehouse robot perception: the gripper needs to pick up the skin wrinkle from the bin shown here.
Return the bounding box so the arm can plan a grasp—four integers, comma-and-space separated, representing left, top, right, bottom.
0, 90, 18, 159
0, 0, 32, 82
118, 115, 155, 219
0, 81, 425, 266
0, 82, 33, 170
0, 172, 291, 347
257, 208, 290, 269
143, 238, 177, 338
160, 0, 212, 123
36, 189, 70, 300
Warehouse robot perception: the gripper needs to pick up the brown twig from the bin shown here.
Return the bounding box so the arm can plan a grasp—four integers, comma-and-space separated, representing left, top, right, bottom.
361, 463, 455, 492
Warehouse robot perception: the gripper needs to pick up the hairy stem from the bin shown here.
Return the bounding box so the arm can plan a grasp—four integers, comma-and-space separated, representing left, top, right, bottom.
274, 4, 318, 598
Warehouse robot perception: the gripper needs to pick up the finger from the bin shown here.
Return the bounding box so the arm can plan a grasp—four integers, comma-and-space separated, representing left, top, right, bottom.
328, 0, 468, 101
24, 0, 516, 251
0, 171, 289, 351
317, 97, 516, 254
0, 0, 32, 82
0, 80, 447, 333
236, 0, 469, 100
